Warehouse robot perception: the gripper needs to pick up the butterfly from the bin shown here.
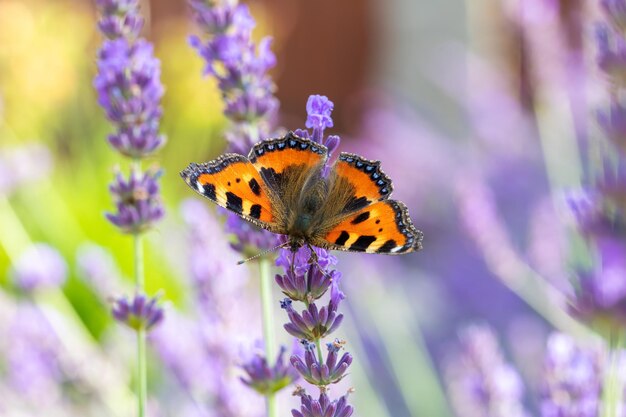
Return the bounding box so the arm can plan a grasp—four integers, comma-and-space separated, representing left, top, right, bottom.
180, 132, 423, 254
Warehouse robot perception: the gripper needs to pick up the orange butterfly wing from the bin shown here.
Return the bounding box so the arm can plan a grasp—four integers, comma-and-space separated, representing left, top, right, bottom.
248, 132, 328, 194
180, 153, 279, 232
315, 200, 423, 254
314, 153, 422, 254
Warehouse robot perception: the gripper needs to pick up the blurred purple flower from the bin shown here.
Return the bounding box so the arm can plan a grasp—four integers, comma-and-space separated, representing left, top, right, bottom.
292, 387, 354, 417
112, 292, 164, 331
96, 0, 143, 40
602, 0, 626, 32
291, 339, 352, 386
189, 0, 281, 253
540, 333, 602, 417
6, 303, 63, 404
568, 238, 626, 334
223, 207, 280, 255
444, 324, 528, 417
106, 167, 165, 234
94, 38, 166, 158
162, 199, 264, 416
597, 23, 626, 86
189, 0, 278, 150
598, 100, 626, 155
11, 243, 67, 292
0, 144, 53, 197
75, 242, 124, 297
240, 343, 300, 395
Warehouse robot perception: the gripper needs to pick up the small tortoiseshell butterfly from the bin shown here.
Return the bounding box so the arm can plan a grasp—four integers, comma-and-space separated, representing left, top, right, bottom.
181, 132, 423, 254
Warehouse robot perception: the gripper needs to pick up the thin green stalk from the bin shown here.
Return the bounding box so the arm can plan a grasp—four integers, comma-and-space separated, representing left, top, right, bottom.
602, 333, 623, 417
315, 338, 324, 365
134, 232, 147, 417
134, 232, 145, 288
131, 158, 148, 417
259, 257, 277, 417
137, 327, 147, 417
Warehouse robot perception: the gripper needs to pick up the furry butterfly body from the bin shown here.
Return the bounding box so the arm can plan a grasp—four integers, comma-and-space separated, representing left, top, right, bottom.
181, 132, 423, 254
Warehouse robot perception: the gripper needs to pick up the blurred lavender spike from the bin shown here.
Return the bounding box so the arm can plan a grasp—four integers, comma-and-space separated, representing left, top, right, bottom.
11, 243, 67, 292
444, 324, 528, 417
240, 343, 300, 395
188, 0, 278, 151
540, 333, 602, 417
106, 166, 165, 234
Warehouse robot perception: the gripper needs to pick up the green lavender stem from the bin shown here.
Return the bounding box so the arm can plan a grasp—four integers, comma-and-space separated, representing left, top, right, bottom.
134, 232, 147, 417
259, 257, 277, 417
602, 333, 623, 417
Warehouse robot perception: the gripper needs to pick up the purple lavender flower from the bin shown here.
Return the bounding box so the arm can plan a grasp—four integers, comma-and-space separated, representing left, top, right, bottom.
112, 292, 164, 331
280, 296, 344, 340
106, 167, 165, 234
568, 240, 626, 335
223, 206, 281, 255
596, 23, 626, 86
189, 0, 281, 254
189, 0, 278, 151
96, 0, 143, 40
11, 243, 68, 292
292, 386, 354, 417
240, 344, 300, 395
276, 224, 353, 414
291, 339, 352, 386
603, 0, 626, 38
540, 333, 602, 417
94, 38, 166, 158
301, 95, 340, 154
444, 324, 528, 417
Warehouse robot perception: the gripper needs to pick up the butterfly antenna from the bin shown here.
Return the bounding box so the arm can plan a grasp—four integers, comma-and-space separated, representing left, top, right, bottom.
236, 241, 290, 265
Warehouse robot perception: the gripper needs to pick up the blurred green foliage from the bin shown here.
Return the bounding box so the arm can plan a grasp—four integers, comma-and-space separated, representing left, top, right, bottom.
0, 0, 233, 339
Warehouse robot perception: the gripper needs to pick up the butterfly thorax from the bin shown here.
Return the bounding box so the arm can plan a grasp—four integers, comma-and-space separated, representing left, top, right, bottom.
287, 175, 329, 240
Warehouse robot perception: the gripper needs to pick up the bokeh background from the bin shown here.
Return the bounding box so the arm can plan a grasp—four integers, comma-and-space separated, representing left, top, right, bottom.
0, 0, 606, 416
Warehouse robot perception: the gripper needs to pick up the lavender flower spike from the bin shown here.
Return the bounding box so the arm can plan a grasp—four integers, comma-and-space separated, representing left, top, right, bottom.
241, 344, 300, 395
96, 0, 144, 40
303, 94, 340, 154
94, 38, 166, 158
189, 0, 278, 152
112, 292, 164, 331
291, 339, 352, 386
106, 166, 165, 234
292, 386, 354, 417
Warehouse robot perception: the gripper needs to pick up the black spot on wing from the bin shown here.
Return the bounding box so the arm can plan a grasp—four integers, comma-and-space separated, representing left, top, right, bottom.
248, 178, 261, 196
334, 231, 350, 246
377, 239, 397, 253
343, 196, 369, 213
250, 204, 262, 219
225, 192, 243, 214
351, 211, 370, 224
349, 235, 377, 252
203, 183, 216, 201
